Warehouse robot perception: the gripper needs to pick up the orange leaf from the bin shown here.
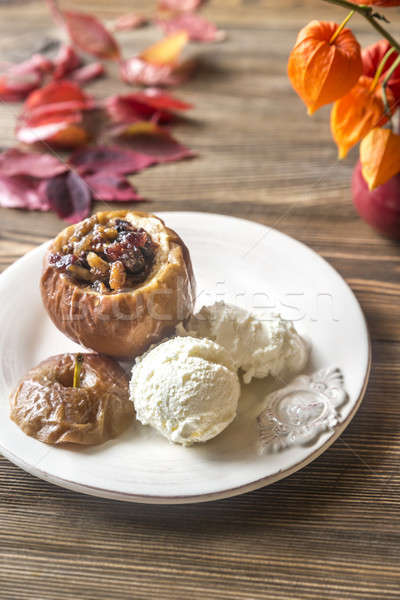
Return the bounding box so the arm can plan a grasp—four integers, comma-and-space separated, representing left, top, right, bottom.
360, 128, 400, 190
331, 75, 396, 159
288, 20, 362, 115
140, 32, 188, 66
63, 11, 120, 60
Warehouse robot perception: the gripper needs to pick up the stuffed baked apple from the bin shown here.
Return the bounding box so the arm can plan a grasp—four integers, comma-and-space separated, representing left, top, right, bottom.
41, 211, 195, 358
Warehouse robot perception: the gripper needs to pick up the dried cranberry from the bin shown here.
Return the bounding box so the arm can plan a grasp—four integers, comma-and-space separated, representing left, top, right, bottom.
49, 253, 77, 271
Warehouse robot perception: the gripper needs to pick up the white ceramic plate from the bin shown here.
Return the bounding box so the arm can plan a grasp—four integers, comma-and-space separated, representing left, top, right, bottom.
0, 212, 370, 503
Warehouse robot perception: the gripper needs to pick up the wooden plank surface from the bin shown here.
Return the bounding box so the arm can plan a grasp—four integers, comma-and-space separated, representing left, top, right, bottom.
1, 1, 400, 598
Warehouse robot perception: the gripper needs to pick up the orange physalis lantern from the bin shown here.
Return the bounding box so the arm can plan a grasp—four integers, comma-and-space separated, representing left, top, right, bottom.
331, 75, 396, 159
288, 20, 362, 115
360, 127, 400, 190
349, 0, 400, 6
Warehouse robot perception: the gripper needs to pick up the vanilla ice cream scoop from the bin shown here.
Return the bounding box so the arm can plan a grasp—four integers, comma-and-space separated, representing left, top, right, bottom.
130, 336, 240, 445
177, 302, 309, 384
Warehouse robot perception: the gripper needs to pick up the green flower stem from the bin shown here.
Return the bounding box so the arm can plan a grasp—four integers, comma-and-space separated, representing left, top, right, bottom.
382, 54, 400, 119
321, 0, 400, 55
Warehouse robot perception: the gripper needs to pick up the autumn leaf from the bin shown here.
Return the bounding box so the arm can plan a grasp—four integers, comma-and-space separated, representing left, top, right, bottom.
157, 14, 226, 43
0, 54, 53, 101
158, 0, 206, 10
25, 80, 91, 111
362, 40, 400, 101
70, 62, 105, 85
84, 172, 144, 202
69, 145, 156, 175
360, 127, 400, 190
288, 20, 362, 115
106, 89, 192, 124
46, 171, 92, 223
331, 75, 396, 158
0, 148, 67, 178
0, 175, 49, 211
141, 32, 188, 66
53, 45, 81, 80
113, 13, 148, 31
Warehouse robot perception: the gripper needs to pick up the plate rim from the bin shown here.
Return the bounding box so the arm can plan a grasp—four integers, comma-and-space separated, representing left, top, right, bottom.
0, 211, 372, 504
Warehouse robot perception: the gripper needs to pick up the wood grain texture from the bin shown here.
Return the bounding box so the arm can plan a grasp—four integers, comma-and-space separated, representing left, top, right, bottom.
1, 1, 400, 599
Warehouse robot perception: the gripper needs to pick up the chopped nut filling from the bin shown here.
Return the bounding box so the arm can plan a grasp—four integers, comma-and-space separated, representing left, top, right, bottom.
49, 217, 157, 293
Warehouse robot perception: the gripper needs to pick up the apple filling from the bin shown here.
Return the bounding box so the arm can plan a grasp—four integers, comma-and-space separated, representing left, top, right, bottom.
49, 216, 158, 293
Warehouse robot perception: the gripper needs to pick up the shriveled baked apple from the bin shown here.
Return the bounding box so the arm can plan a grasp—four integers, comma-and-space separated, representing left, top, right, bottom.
41, 211, 196, 358
10, 353, 134, 445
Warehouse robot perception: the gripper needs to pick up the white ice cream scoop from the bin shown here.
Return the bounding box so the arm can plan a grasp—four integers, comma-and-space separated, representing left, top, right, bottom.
177, 302, 309, 384
130, 336, 240, 445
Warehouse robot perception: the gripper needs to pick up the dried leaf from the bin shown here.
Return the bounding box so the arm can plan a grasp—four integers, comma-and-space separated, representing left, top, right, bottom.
158, 0, 206, 11
69, 145, 155, 175
63, 11, 120, 60
113, 13, 148, 31
0, 175, 49, 210
288, 20, 362, 115
0, 54, 53, 101
106, 89, 192, 124
362, 40, 400, 101
53, 45, 81, 80
140, 32, 188, 66
157, 14, 226, 43
0, 148, 67, 178
120, 57, 193, 87
70, 62, 105, 84
331, 75, 395, 158
46, 171, 92, 223
84, 172, 144, 202
360, 127, 400, 190
115, 122, 195, 163
24, 79, 91, 111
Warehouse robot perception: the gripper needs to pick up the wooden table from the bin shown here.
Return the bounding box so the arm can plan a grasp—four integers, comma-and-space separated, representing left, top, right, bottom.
1, 1, 399, 598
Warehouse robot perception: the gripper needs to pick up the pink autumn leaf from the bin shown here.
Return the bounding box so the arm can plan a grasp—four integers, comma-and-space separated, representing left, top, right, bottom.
70, 62, 105, 84
0, 148, 68, 178
0, 174, 50, 211
158, 0, 206, 11
113, 13, 148, 31
16, 110, 84, 145
69, 145, 156, 175
106, 89, 192, 124
63, 11, 121, 61
53, 45, 81, 80
84, 172, 144, 202
157, 14, 226, 43
46, 171, 92, 223
0, 54, 53, 101
120, 57, 192, 87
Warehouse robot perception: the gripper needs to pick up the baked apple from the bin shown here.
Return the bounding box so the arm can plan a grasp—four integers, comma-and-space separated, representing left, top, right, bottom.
41, 210, 196, 358
10, 353, 134, 445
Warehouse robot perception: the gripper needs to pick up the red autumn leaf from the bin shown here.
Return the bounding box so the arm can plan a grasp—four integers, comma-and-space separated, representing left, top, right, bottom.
69, 145, 156, 175
106, 89, 192, 124
18, 80, 93, 148
70, 62, 105, 84
84, 172, 144, 202
113, 122, 195, 164
158, 0, 206, 11
63, 11, 120, 61
113, 13, 148, 31
362, 40, 400, 101
157, 14, 226, 43
0, 148, 67, 178
46, 171, 92, 223
24, 79, 91, 111
0, 54, 53, 101
0, 175, 49, 211
53, 45, 81, 80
